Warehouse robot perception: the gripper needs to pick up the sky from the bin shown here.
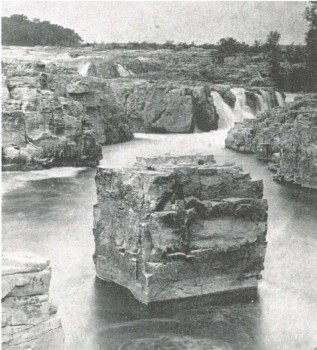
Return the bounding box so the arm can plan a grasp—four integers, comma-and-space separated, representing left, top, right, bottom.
2, 1, 309, 45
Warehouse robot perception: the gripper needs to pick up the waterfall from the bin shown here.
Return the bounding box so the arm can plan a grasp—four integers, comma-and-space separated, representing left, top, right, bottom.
255, 93, 267, 112
210, 91, 237, 129
275, 91, 285, 107
231, 88, 256, 121
260, 89, 272, 110
78, 62, 90, 76
116, 63, 133, 77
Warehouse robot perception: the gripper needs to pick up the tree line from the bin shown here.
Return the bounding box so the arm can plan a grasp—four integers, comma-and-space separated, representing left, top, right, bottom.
2, 3, 316, 91
2, 14, 83, 46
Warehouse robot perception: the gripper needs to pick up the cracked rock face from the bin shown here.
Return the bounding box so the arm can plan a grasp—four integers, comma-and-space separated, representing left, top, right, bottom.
109, 80, 219, 133
225, 94, 317, 189
93, 154, 268, 304
2, 61, 133, 171
1, 252, 64, 350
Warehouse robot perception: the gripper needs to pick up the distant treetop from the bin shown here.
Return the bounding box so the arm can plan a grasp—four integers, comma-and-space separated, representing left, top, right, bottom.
2, 14, 83, 47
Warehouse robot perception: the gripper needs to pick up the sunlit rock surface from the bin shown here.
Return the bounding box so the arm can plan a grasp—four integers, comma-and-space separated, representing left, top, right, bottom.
1, 252, 64, 350
225, 94, 317, 189
93, 154, 268, 304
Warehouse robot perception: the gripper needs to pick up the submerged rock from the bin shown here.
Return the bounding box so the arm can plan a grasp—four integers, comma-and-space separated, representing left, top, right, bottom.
1, 252, 64, 350
225, 94, 317, 189
93, 154, 268, 304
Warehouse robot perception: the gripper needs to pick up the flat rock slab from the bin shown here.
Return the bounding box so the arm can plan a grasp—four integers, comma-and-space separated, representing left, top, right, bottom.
2, 251, 64, 350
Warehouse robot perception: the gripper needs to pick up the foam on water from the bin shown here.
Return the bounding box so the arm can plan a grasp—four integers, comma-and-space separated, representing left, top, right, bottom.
2, 167, 87, 194
231, 87, 256, 121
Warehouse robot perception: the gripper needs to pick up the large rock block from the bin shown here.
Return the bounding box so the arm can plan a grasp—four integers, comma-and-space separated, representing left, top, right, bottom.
93, 155, 267, 304
109, 80, 219, 133
2, 252, 64, 350
2, 80, 103, 171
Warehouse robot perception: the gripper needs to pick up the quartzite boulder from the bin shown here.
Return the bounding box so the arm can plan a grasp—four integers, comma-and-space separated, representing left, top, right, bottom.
93, 154, 268, 304
2, 252, 64, 350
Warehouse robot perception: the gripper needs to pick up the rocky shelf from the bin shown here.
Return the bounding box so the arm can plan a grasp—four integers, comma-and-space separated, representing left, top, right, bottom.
225, 94, 317, 189
1, 252, 64, 350
93, 154, 268, 304
2, 46, 283, 171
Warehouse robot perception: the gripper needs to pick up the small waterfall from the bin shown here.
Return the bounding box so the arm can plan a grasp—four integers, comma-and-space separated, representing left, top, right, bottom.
210, 91, 237, 129
275, 91, 285, 107
255, 93, 267, 112
78, 62, 90, 76
260, 89, 272, 110
231, 88, 256, 121
116, 63, 133, 77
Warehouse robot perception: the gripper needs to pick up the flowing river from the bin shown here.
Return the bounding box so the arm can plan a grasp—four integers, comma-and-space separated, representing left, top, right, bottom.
2, 91, 317, 350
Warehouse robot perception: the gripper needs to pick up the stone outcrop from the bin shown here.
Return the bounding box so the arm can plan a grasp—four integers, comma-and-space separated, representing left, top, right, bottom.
2, 61, 133, 171
93, 154, 268, 304
109, 80, 219, 133
2, 252, 64, 350
225, 94, 317, 189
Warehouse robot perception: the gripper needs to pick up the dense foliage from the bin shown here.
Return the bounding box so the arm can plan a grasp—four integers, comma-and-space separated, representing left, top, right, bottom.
304, 2, 317, 90
2, 15, 83, 46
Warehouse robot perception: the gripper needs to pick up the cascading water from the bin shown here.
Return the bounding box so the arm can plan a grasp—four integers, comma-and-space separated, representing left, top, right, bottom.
255, 93, 267, 112
260, 89, 272, 110
78, 62, 91, 76
210, 91, 237, 129
116, 63, 134, 77
231, 88, 256, 121
275, 91, 285, 107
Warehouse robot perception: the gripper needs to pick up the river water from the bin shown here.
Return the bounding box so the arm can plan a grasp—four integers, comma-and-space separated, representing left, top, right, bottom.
2, 130, 317, 350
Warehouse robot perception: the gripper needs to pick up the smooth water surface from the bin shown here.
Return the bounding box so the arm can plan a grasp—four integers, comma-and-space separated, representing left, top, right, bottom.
2, 131, 317, 350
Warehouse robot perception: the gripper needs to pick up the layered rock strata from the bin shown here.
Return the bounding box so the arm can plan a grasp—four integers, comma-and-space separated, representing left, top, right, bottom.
2, 61, 132, 171
93, 154, 268, 304
225, 94, 317, 189
2, 252, 64, 350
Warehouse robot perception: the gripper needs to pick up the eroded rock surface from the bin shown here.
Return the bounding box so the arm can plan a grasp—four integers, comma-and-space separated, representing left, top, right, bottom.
109, 80, 219, 132
2, 60, 133, 171
225, 94, 317, 189
1, 252, 64, 350
93, 154, 268, 304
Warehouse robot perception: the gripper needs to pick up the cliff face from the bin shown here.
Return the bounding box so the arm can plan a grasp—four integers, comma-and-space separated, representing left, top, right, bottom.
2, 252, 64, 350
2, 61, 133, 171
225, 94, 317, 189
109, 80, 219, 133
93, 154, 268, 304
2, 47, 285, 171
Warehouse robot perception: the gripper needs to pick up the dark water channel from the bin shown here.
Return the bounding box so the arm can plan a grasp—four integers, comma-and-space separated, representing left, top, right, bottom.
2, 131, 317, 350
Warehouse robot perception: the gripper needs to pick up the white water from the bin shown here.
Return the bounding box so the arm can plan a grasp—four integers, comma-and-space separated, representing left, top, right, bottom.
231, 87, 256, 121
260, 89, 273, 110
210, 91, 237, 129
275, 91, 286, 107
255, 93, 267, 112
78, 62, 91, 77
116, 63, 134, 77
